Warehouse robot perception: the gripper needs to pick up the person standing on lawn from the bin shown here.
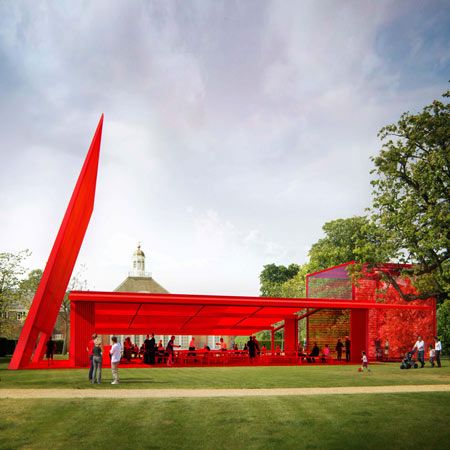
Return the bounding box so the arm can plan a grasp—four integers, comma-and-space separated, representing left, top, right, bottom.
86, 333, 97, 381
429, 345, 435, 368
110, 336, 122, 384
92, 339, 103, 384
434, 337, 442, 368
413, 336, 425, 368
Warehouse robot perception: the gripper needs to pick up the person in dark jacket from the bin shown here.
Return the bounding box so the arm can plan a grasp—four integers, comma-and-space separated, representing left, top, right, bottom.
148, 333, 156, 365
335, 339, 344, 361
143, 335, 151, 364
345, 337, 351, 362
247, 336, 256, 359
307, 342, 320, 363
45, 337, 56, 366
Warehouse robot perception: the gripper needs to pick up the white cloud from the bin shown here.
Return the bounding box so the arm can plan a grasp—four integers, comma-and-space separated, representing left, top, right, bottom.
0, 0, 449, 296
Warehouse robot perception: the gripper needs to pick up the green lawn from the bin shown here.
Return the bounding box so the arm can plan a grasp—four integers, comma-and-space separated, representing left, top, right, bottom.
1, 393, 450, 449
1, 357, 449, 389
2, 357, 450, 449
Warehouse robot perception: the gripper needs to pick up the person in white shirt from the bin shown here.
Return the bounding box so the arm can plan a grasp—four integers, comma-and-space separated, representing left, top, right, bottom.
110, 336, 122, 384
434, 336, 442, 368
429, 345, 436, 367
360, 351, 371, 372
412, 336, 425, 368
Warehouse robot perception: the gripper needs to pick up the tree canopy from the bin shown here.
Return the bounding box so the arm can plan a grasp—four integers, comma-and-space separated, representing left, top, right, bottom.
259, 263, 300, 297
308, 216, 379, 271
367, 90, 450, 302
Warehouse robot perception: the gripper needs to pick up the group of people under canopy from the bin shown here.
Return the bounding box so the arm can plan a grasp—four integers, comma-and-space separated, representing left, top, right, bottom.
298, 337, 352, 363
119, 334, 276, 365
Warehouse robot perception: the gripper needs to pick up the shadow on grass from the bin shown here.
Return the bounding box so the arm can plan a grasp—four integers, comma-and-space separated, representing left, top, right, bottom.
115, 379, 169, 384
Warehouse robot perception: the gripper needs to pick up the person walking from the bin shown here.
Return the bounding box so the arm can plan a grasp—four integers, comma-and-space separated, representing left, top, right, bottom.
92, 339, 103, 384
435, 336, 442, 368
110, 336, 122, 384
360, 351, 371, 373
413, 336, 425, 368
166, 335, 180, 367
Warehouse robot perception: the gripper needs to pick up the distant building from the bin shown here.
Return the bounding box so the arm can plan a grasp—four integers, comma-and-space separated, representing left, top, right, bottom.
109, 245, 230, 350
110, 245, 188, 349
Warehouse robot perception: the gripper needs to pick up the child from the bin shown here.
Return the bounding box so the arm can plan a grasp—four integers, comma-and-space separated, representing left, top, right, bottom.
429, 345, 436, 367
360, 351, 371, 372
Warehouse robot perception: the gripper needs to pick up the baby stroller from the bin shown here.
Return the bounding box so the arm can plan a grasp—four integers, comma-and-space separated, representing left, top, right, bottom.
400, 351, 418, 369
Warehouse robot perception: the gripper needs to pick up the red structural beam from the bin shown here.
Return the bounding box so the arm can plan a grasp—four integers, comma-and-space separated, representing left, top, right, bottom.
69, 290, 433, 310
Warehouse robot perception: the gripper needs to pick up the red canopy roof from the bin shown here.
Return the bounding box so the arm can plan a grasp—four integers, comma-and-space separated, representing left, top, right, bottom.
69, 291, 432, 336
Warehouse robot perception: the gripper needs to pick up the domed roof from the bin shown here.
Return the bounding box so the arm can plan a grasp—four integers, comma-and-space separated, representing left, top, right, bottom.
133, 244, 145, 257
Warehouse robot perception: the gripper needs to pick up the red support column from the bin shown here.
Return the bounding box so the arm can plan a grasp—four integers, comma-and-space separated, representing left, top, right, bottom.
350, 309, 369, 363
32, 332, 49, 363
271, 328, 275, 353
70, 301, 95, 368
284, 317, 298, 355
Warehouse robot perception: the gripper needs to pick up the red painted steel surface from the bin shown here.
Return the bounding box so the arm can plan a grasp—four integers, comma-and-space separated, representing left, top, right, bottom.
9, 116, 103, 369
69, 289, 433, 367
69, 301, 95, 367
283, 317, 298, 353
350, 309, 369, 363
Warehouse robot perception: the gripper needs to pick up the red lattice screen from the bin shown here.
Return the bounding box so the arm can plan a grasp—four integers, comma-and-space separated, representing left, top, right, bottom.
306, 263, 436, 360
306, 274, 351, 357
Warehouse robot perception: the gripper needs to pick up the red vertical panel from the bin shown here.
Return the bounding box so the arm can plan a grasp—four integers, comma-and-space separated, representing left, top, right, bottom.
9, 116, 103, 369
350, 309, 369, 363
71, 301, 95, 368
284, 317, 298, 353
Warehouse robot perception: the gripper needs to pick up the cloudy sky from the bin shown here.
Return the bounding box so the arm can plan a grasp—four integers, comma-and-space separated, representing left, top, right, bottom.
0, 1, 449, 296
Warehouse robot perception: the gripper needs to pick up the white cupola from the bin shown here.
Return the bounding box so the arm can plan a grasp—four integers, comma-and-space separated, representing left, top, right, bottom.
131, 244, 146, 277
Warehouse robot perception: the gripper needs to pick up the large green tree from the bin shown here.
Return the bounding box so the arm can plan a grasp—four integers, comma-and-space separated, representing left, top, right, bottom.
437, 300, 450, 354
368, 90, 450, 302
259, 263, 299, 297
0, 250, 31, 337
308, 216, 380, 271
19, 269, 43, 308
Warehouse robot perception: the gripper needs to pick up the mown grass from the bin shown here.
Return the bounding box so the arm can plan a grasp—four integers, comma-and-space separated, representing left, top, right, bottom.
1, 392, 450, 449
1, 357, 449, 389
